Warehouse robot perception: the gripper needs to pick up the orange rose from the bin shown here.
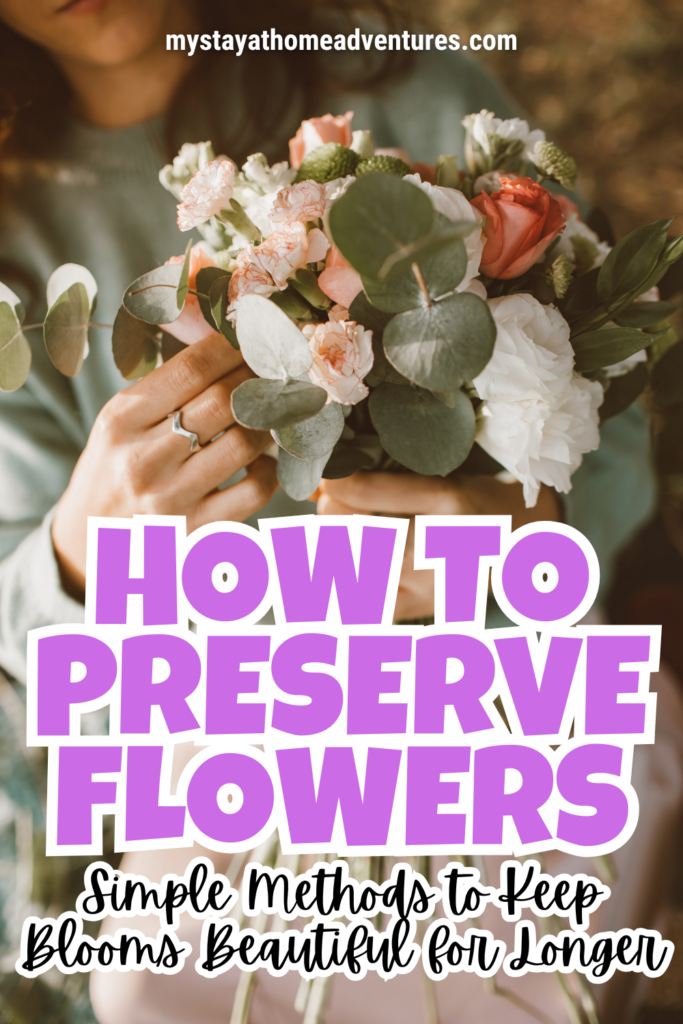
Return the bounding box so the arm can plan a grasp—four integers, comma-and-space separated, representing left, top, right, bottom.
471, 177, 565, 279
289, 111, 354, 169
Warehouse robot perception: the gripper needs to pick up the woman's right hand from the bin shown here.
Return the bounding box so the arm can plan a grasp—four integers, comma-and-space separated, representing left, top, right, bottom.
52, 333, 278, 599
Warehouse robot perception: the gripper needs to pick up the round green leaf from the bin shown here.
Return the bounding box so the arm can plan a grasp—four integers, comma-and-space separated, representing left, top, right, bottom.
207, 275, 239, 349
322, 443, 376, 478
371, 334, 410, 384
277, 448, 330, 501
383, 291, 496, 391
235, 294, 312, 380
600, 363, 649, 421
0, 300, 30, 392
363, 239, 468, 313
369, 383, 475, 475
348, 291, 394, 333
47, 263, 97, 315
112, 305, 165, 381
273, 401, 344, 460
231, 377, 327, 430
328, 174, 434, 282
123, 264, 184, 324
44, 281, 90, 377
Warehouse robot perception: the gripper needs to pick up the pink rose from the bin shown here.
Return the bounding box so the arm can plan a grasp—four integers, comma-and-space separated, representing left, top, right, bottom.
318, 245, 363, 308
471, 176, 565, 279
164, 246, 223, 345
269, 180, 327, 226
303, 319, 373, 405
255, 223, 330, 289
177, 159, 235, 231
552, 192, 581, 221
226, 248, 277, 323
289, 111, 354, 169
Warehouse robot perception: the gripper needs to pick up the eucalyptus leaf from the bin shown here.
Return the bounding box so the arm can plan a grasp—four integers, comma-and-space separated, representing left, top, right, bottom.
123, 264, 184, 324
597, 219, 672, 303
231, 377, 327, 430
176, 238, 193, 310
371, 334, 410, 384
235, 294, 311, 379
47, 264, 97, 315
273, 401, 344, 460
196, 267, 230, 328
430, 388, 459, 407
44, 281, 90, 377
328, 173, 434, 282
383, 291, 496, 390
0, 301, 30, 392
369, 383, 475, 475
208, 275, 239, 348
322, 443, 377, 478
381, 222, 476, 282
613, 299, 682, 329
362, 238, 468, 313
270, 287, 312, 319
651, 340, 683, 406
112, 305, 164, 381
348, 291, 394, 333
599, 363, 649, 421
277, 448, 331, 501
572, 326, 661, 373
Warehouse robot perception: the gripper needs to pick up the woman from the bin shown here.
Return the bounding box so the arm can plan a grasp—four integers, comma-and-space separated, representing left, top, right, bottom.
0, 2, 662, 1022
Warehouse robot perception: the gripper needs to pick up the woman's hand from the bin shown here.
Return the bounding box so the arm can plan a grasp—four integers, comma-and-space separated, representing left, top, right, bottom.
317, 472, 561, 621
52, 334, 278, 599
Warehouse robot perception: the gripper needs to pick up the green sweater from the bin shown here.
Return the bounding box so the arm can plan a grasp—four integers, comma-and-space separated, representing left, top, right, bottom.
0, 51, 655, 682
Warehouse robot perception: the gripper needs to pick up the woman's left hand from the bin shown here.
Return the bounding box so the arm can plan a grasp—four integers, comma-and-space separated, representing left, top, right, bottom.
317, 473, 561, 621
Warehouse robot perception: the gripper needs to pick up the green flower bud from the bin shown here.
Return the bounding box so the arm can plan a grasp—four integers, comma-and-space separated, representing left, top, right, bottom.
532, 140, 578, 190
570, 236, 599, 277
436, 154, 460, 188
355, 154, 412, 178
545, 253, 574, 298
295, 143, 360, 184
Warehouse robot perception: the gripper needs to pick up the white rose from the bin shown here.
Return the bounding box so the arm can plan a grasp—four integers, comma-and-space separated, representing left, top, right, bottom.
554, 213, 611, 274
303, 319, 374, 405
177, 159, 235, 231
473, 293, 603, 507
403, 174, 484, 292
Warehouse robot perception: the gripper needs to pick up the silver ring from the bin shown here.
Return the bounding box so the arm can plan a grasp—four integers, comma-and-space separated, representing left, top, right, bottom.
171, 410, 200, 453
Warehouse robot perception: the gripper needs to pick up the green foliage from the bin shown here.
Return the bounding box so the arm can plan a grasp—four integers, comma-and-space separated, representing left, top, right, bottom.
234, 294, 311, 379
196, 266, 230, 328
0, 297, 30, 392
383, 291, 496, 390
599, 363, 649, 421
295, 143, 360, 184
231, 377, 327, 430
176, 238, 193, 310
369, 383, 475, 475
363, 238, 468, 313
323, 442, 377, 478
613, 299, 682, 329
43, 282, 91, 378
273, 401, 344, 460
277, 448, 330, 501
572, 326, 662, 373
123, 264, 184, 324
112, 305, 164, 380
597, 219, 673, 304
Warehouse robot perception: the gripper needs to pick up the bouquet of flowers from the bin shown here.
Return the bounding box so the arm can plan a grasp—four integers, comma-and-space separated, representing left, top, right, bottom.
2, 110, 682, 510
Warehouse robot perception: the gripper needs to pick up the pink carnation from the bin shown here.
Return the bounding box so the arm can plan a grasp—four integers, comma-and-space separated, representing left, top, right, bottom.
226, 248, 277, 323
177, 159, 235, 231
255, 223, 329, 289
303, 319, 373, 405
289, 111, 354, 169
270, 180, 327, 226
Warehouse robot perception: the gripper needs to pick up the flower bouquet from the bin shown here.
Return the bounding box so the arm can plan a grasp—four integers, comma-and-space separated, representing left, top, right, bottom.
1, 110, 682, 511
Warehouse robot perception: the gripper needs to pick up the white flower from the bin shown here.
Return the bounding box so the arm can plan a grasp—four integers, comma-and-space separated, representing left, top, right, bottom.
159, 141, 217, 198
463, 110, 545, 173
554, 213, 611, 274
403, 174, 484, 292
177, 159, 235, 231
303, 319, 374, 405
473, 293, 603, 507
